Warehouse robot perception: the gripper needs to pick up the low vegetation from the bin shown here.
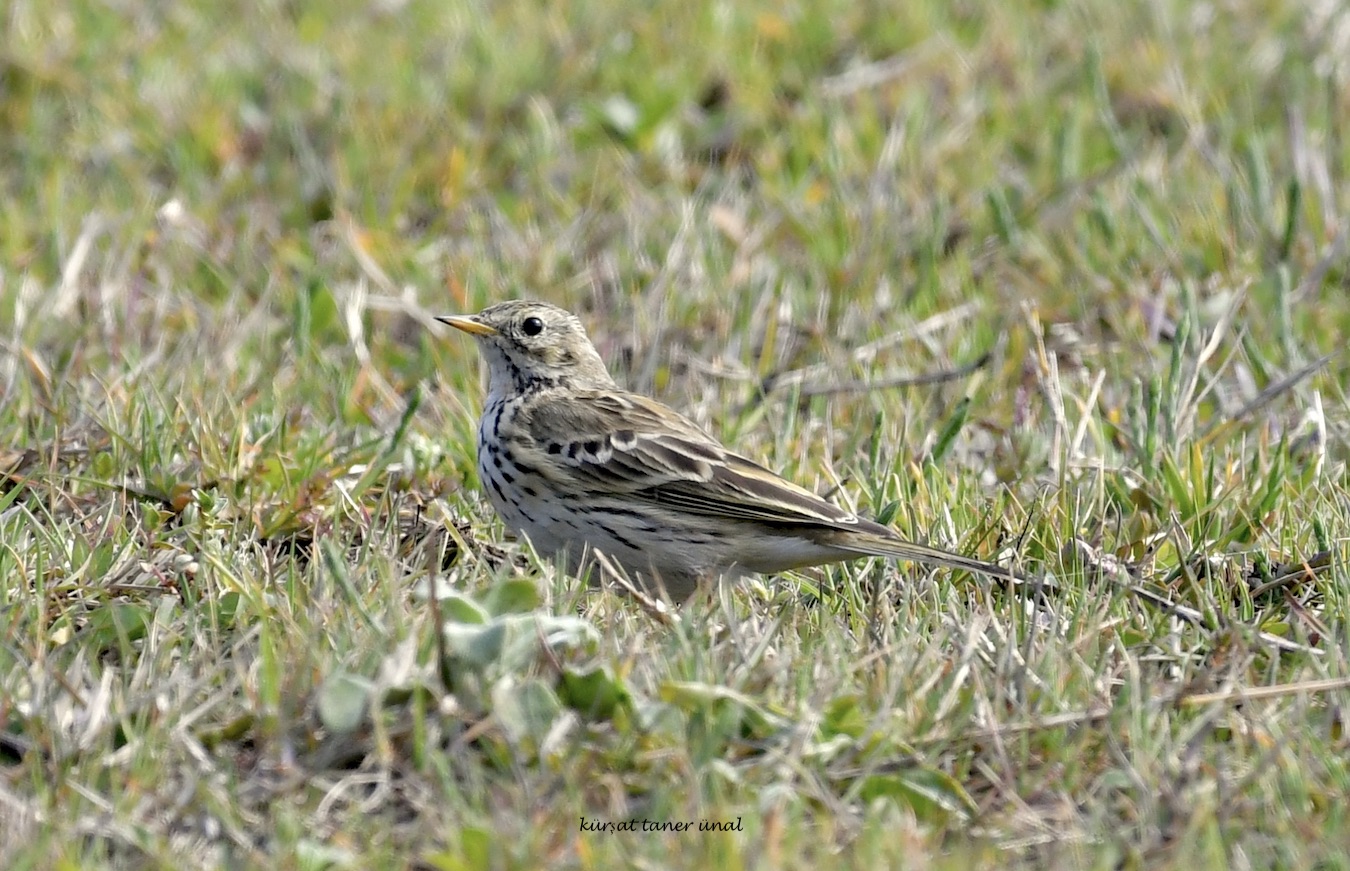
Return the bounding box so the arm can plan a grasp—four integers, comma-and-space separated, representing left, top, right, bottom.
2, 0, 1348, 867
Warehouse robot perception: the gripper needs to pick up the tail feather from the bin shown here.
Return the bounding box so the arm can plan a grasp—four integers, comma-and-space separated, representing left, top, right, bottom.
829, 532, 1035, 585
827, 530, 1315, 655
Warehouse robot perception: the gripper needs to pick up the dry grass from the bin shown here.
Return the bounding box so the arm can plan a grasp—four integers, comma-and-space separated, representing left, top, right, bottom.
3, 0, 1350, 868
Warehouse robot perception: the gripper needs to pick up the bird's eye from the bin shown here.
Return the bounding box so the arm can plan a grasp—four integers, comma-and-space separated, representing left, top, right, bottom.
521, 316, 545, 336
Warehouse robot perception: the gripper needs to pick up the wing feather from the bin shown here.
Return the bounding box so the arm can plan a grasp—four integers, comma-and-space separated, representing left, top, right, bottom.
523, 391, 861, 530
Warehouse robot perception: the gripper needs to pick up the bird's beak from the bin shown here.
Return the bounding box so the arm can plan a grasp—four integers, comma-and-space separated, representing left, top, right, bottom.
436, 314, 499, 337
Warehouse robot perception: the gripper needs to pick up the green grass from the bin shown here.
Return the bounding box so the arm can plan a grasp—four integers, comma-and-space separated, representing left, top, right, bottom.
3, 0, 1350, 867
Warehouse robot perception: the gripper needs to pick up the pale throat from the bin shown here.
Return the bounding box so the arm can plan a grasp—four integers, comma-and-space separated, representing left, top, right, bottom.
478, 342, 617, 403
479, 345, 566, 404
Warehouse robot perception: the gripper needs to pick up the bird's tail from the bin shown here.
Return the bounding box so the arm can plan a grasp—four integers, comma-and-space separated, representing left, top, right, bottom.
828, 531, 1034, 584
828, 530, 1316, 655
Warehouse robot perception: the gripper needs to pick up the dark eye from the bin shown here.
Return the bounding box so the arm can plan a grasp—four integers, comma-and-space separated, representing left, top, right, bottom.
521, 316, 545, 336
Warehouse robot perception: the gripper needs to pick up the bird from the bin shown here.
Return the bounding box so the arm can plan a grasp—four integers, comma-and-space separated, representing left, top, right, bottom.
436, 299, 1029, 602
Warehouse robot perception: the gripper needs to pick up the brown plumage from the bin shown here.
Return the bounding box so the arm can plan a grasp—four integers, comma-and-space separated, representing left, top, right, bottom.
439, 300, 1023, 600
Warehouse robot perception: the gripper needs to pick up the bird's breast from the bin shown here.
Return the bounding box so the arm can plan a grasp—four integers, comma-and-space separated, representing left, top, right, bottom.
476, 399, 558, 542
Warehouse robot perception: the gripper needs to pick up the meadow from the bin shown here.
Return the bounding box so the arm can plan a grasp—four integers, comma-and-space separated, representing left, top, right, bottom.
2, 0, 1350, 867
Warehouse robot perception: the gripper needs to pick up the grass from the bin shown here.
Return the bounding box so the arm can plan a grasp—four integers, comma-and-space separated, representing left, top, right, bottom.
3, 0, 1350, 867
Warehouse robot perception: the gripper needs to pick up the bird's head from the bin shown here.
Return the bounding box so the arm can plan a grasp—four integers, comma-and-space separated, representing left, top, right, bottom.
438, 300, 616, 396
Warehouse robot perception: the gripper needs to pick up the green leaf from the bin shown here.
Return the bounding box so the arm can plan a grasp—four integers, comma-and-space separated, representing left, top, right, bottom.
859, 766, 977, 823
460, 826, 495, 869
496, 615, 599, 671
439, 592, 492, 625
443, 622, 507, 668
928, 396, 971, 467
823, 694, 866, 739
441, 614, 599, 672
208, 591, 244, 630
482, 578, 540, 616
1159, 451, 1193, 519
419, 832, 495, 871
559, 665, 629, 720
874, 500, 901, 527
77, 603, 152, 654
317, 671, 374, 734
412, 579, 492, 623
660, 680, 787, 739
491, 677, 562, 747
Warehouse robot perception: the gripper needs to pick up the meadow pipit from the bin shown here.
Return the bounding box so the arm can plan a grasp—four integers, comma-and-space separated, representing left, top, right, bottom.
438, 299, 1026, 601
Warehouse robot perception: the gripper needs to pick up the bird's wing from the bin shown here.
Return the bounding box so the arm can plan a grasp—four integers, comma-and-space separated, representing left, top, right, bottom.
522, 391, 866, 529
